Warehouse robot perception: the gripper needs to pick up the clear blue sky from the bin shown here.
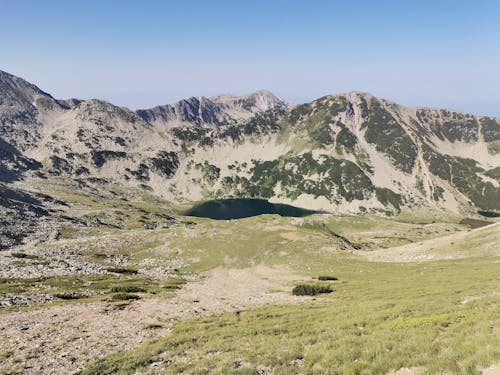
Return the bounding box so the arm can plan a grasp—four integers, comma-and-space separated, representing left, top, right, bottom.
2, 0, 500, 115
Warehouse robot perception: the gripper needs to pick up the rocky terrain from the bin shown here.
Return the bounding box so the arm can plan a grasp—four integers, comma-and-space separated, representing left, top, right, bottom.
1, 71, 498, 230
0, 69, 499, 374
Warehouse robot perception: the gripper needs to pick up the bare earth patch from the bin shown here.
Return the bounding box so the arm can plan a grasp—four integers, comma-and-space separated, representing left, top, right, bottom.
387, 367, 426, 375
0, 265, 303, 374
461, 292, 500, 305
482, 363, 500, 375
280, 231, 306, 241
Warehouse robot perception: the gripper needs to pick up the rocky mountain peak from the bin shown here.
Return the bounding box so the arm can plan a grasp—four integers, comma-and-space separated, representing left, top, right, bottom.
211, 89, 290, 113
0, 70, 57, 110
137, 90, 290, 128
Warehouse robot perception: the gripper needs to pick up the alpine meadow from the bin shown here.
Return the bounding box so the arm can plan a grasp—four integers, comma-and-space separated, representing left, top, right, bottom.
0, 1, 499, 374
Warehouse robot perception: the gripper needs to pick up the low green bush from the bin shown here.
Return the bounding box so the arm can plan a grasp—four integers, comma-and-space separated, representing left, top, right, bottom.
292, 284, 333, 296
10, 252, 39, 260
111, 286, 146, 293
111, 293, 141, 301
54, 293, 86, 300
106, 267, 138, 275
318, 275, 338, 281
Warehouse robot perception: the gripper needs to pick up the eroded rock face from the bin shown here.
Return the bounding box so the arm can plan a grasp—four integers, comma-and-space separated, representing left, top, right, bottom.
0, 185, 49, 250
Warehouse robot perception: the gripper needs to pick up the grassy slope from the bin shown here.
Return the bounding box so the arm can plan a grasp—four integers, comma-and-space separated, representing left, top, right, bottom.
79, 215, 500, 374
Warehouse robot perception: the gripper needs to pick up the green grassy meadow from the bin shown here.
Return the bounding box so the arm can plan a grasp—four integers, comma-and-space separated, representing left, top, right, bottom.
78, 213, 500, 374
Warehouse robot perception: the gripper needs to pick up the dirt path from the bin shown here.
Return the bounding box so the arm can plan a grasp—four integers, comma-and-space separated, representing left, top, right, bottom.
0, 265, 303, 374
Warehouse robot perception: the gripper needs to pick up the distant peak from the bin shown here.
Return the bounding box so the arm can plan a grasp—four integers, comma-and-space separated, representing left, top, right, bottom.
247, 89, 277, 97
211, 89, 279, 101
210, 90, 291, 112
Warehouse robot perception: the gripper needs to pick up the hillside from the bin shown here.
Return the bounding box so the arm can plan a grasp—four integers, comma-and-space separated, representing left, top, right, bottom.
1, 69, 499, 248
1, 69, 500, 374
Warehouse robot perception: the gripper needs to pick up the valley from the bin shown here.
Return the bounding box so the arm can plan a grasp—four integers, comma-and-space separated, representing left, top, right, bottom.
0, 70, 499, 374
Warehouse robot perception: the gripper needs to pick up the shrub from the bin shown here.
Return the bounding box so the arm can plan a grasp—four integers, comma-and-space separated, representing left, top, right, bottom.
318, 276, 338, 281
10, 252, 39, 260
144, 324, 163, 330
111, 293, 141, 301
106, 267, 138, 275
54, 293, 86, 300
292, 284, 333, 296
163, 284, 182, 290
111, 286, 147, 293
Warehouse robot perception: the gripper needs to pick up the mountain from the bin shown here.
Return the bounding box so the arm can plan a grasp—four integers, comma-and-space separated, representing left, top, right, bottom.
137, 90, 290, 128
0, 69, 499, 244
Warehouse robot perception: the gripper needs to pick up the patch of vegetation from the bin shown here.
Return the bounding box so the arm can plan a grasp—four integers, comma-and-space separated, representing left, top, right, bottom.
438, 111, 478, 142
418, 110, 480, 143
287, 103, 312, 125
126, 163, 150, 181
423, 144, 500, 210
194, 161, 220, 183
10, 252, 39, 260
111, 293, 141, 301
292, 283, 334, 296
375, 187, 404, 211
53, 293, 87, 300
238, 109, 283, 137
144, 323, 164, 330
171, 109, 284, 149
479, 117, 500, 142
285, 96, 348, 146
484, 166, 500, 182
318, 275, 338, 281
111, 286, 147, 293
223, 152, 374, 203
149, 151, 179, 178
487, 140, 500, 155
363, 98, 417, 173
48, 155, 73, 174
335, 123, 357, 152
91, 150, 127, 168
57, 225, 80, 239
106, 267, 139, 275
432, 185, 445, 201
308, 120, 334, 145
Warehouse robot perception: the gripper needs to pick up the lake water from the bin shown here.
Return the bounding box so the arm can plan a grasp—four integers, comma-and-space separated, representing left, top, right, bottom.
184, 198, 318, 220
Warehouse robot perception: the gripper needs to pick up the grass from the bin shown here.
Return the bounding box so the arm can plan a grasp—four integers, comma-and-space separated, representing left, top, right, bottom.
0, 274, 186, 311
3, 181, 498, 373
324, 215, 465, 250
81, 255, 500, 374
44, 209, 493, 374
75, 210, 500, 374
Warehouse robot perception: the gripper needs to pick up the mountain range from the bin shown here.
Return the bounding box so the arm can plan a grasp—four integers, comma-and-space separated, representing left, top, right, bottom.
1, 69, 499, 247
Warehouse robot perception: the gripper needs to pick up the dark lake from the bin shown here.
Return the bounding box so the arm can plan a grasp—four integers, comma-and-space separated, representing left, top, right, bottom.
184, 198, 319, 220
478, 210, 500, 218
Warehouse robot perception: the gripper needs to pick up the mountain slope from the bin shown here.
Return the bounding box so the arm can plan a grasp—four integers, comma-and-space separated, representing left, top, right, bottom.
137, 90, 290, 128
0, 69, 499, 221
